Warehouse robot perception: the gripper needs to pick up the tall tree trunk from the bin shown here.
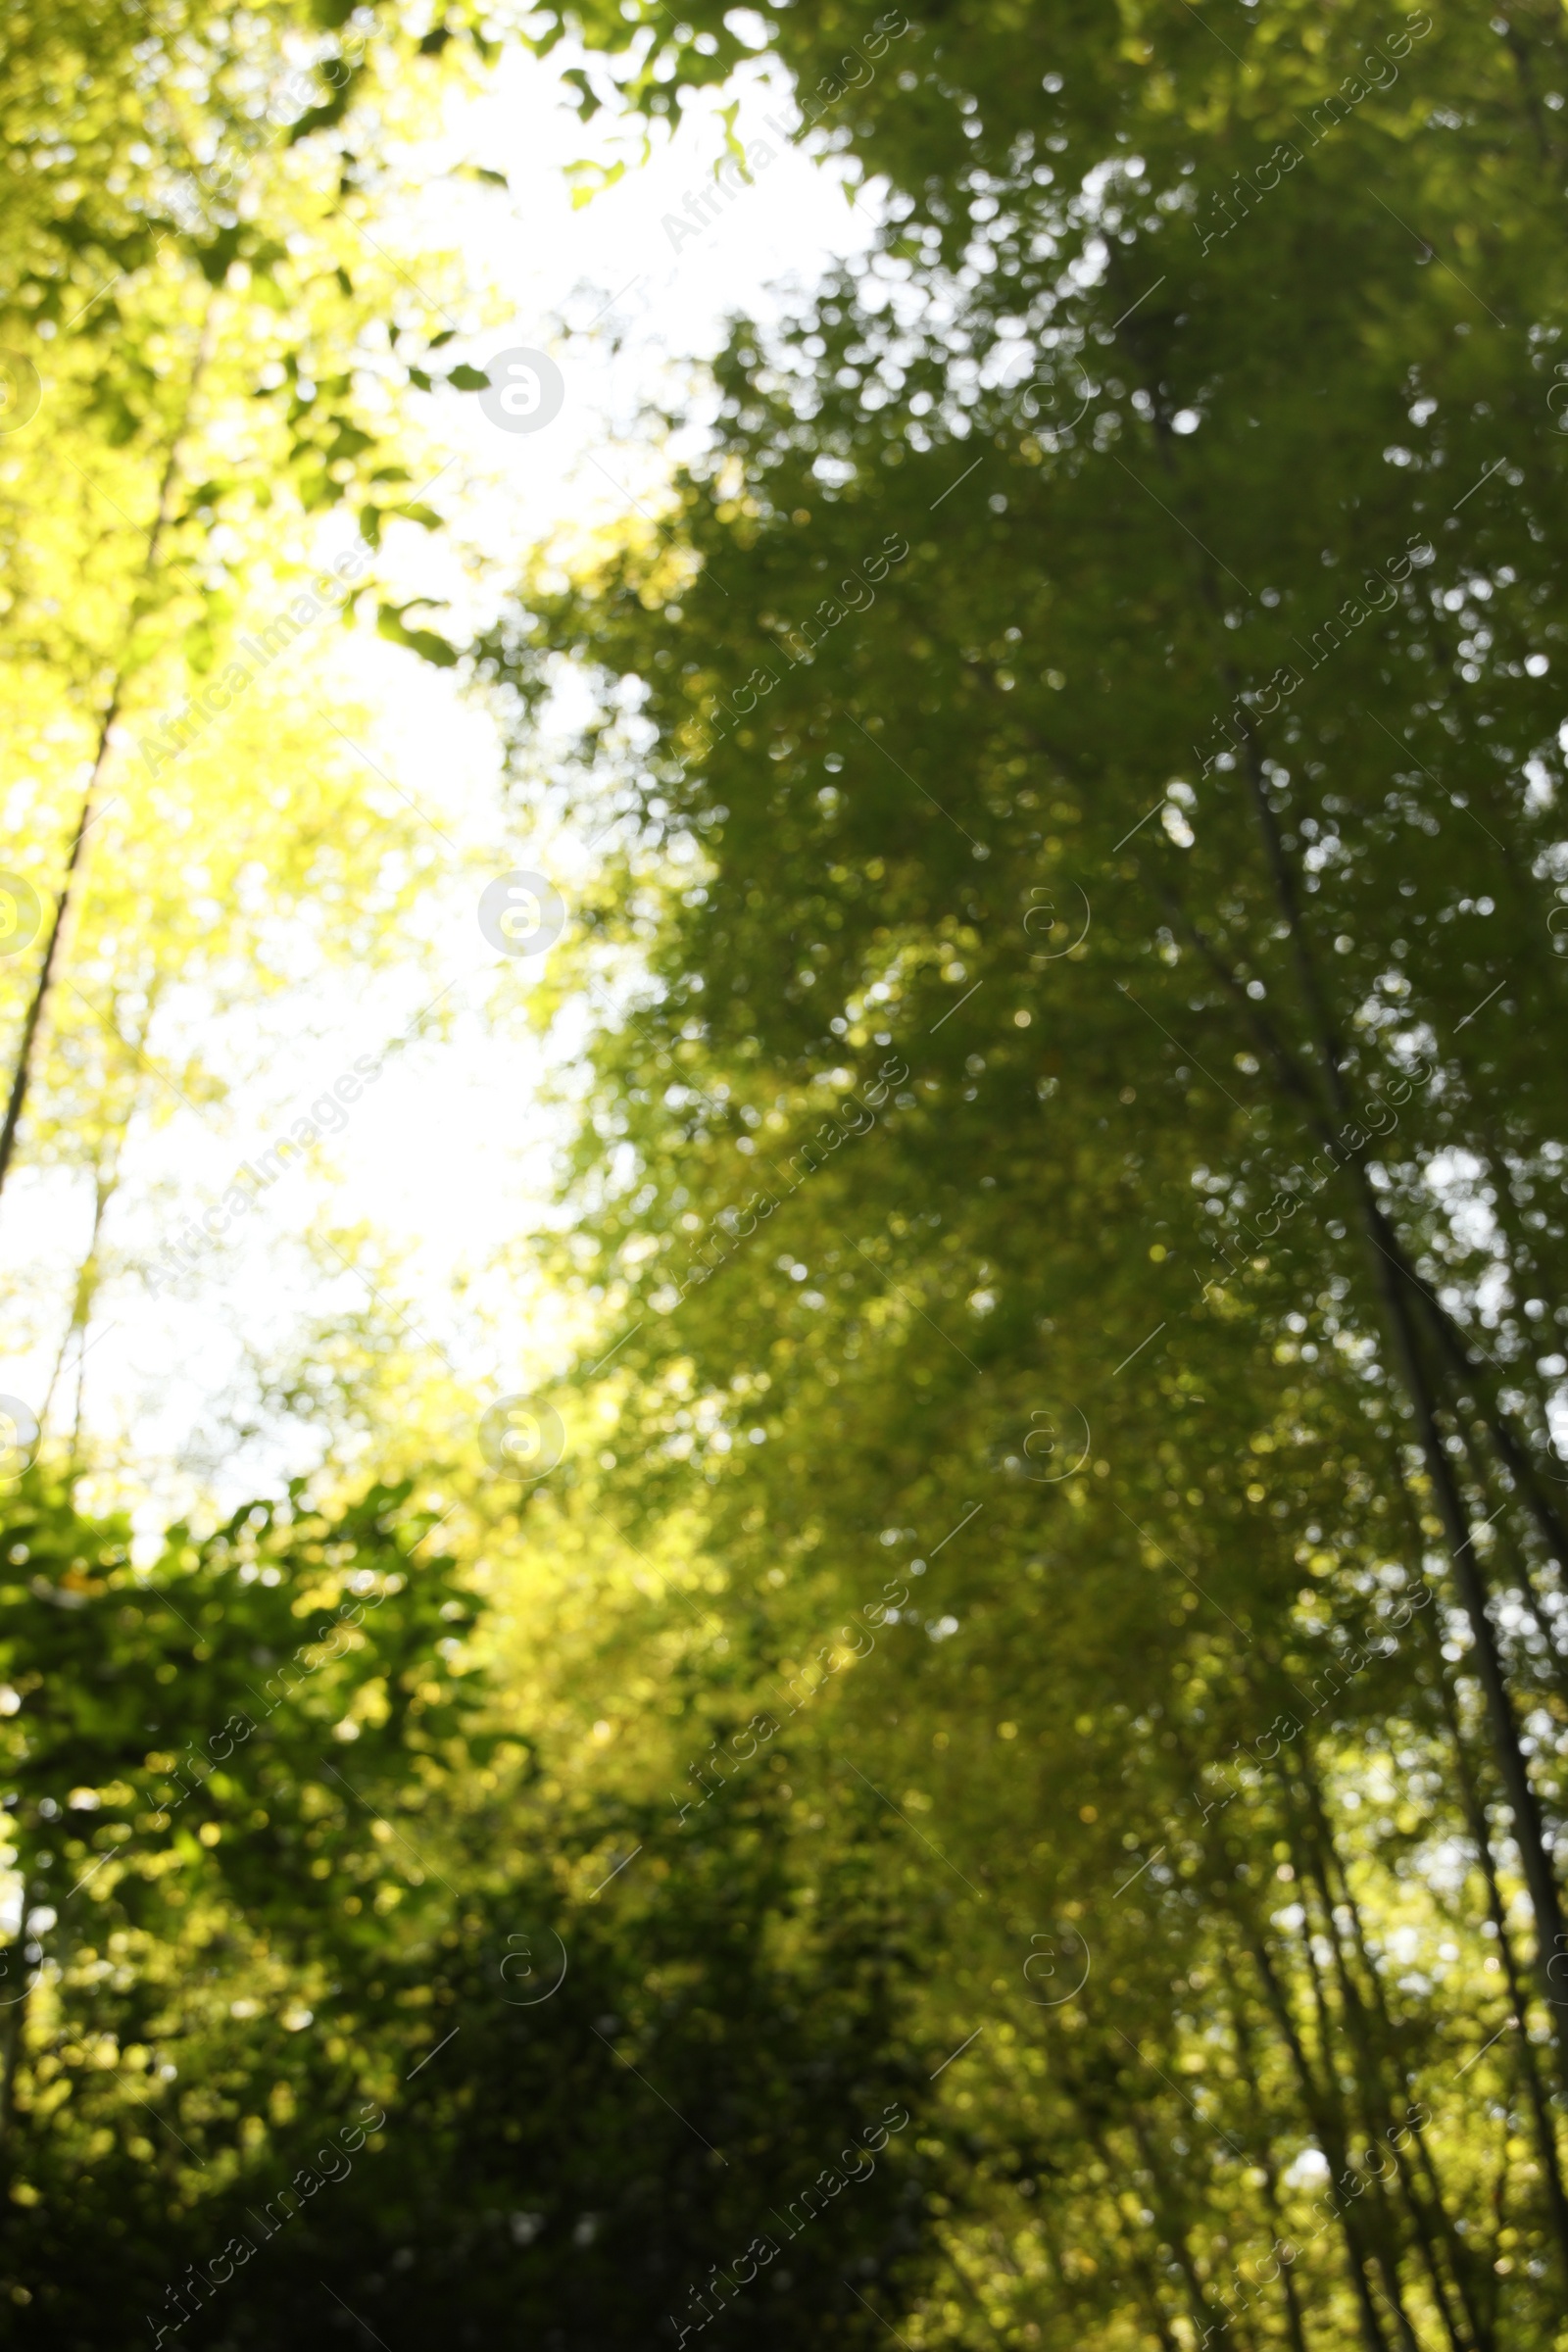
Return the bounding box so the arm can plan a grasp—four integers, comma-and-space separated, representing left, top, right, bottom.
1426, 1623, 1568, 2277
1378, 1430, 1568, 2277
0, 301, 216, 1204
1234, 1904, 1396, 2352
57, 1158, 118, 1461
1285, 1750, 1481, 2352
1125, 2107, 1219, 2349
1285, 1864, 1423, 2352
1226, 726, 1568, 2080
1226, 1998, 1312, 2352
1448, 1411, 1568, 1701
1213, 689, 1568, 1576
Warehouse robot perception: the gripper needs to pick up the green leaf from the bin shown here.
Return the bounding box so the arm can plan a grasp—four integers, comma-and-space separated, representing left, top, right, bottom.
564, 158, 626, 209
562, 67, 603, 122
376, 601, 458, 667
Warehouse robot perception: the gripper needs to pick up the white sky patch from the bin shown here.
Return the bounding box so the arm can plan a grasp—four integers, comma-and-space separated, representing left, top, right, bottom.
0, 48, 884, 1517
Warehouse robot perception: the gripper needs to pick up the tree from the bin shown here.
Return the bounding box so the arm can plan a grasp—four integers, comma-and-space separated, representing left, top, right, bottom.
478, 0, 1568, 2334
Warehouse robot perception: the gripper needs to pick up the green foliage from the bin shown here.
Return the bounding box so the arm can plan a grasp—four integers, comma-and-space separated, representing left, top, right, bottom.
10, 1, 1568, 2347
0, 1484, 937, 2350
469, 1, 1568, 2343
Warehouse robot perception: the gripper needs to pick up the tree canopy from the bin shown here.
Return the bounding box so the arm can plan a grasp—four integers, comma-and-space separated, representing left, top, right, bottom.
4, 0, 1567, 2346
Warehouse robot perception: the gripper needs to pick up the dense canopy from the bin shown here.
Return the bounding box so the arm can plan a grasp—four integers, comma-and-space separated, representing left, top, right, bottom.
2, 0, 1566, 2345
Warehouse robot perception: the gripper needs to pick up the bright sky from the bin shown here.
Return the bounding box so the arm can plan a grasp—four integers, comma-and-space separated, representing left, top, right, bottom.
1, 38, 882, 1523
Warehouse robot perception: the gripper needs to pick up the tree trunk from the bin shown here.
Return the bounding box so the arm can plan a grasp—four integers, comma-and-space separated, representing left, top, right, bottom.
0, 301, 216, 1203
1228, 729, 1568, 2084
